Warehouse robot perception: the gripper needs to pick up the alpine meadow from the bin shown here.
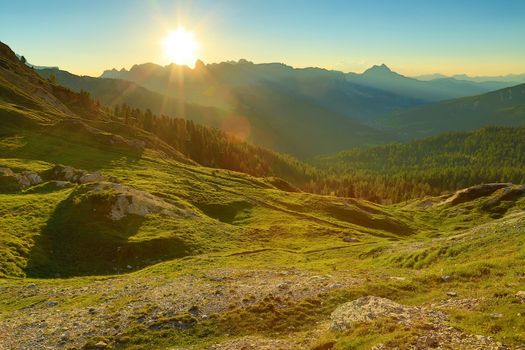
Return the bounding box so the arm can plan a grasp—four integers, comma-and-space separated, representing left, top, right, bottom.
1, 1, 525, 349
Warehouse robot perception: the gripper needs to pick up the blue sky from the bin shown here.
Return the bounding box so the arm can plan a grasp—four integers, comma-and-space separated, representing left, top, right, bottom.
1, 0, 524, 76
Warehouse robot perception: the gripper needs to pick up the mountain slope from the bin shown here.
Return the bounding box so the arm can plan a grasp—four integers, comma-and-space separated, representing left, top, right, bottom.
0, 40, 415, 279
37, 67, 232, 129
383, 83, 525, 139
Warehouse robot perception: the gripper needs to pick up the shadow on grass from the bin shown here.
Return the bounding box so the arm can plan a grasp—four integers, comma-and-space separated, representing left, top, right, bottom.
25, 190, 191, 278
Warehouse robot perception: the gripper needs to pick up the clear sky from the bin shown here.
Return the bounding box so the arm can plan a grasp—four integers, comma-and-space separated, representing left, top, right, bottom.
1, 0, 524, 77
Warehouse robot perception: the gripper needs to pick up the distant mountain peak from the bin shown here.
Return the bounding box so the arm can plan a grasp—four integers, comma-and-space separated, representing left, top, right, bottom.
363, 64, 392, 75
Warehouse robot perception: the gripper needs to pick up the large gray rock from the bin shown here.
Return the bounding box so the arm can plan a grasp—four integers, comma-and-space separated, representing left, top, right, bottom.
0, 167, 15, 177
46, 165, 106, 184
19, 171, 42, 186
78, 182, 191, 221
47, 165, 88, 182
79, 171, 105, 184
516, 291, 525, 303
0, 167, 42, 188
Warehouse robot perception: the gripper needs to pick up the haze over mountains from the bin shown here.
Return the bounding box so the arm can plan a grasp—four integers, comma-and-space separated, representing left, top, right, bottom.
415, 72, 525, 83
345, 64, 512, 102
36, 59, 525, 159
100, 60, 515, 110
40, 65, 395, 158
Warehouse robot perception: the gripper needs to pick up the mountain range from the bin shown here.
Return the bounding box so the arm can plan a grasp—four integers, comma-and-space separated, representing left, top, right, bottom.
35, 60, 523, 159
415, 72, 525, 83
346, 64, 512, 102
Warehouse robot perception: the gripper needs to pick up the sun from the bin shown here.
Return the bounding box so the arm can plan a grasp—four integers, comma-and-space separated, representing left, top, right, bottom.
162, 28, 198, 67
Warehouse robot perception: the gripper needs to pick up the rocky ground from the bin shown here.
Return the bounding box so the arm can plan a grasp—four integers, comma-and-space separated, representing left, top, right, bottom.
0, 268, 361, 349
333, 296, 509, 350
2, 266, 524, 349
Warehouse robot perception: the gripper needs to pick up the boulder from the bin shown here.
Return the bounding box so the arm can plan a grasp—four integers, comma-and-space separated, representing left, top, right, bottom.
0, 167, 42, 189
0, 167, 15, 177
516, 291, 525, 303
79, 171, 105, 184
47, 164, 88, 182
53, 180, 71, 188
440, 275, 453, 282
330, 296, 413, 331
45, 165, 106, 184
443, 183, 510, 206
75, 182, 190, 221
19, 171, 42, 186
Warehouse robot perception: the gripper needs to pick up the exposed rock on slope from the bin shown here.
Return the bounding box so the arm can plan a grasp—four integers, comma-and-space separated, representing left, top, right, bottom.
24, 180, 200, 277
443, 183, 511, 206
76, 181, 190, 221
43, 164, 106, 184
265, 176, 301, 192
0, 167, 42, 190
0, 164, 109, 192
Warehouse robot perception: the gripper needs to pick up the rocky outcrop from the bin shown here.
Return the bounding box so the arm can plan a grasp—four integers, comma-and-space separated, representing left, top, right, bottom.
79, 171, 105, 184
443, 183, 511, 206
18, 171, 43, 187
74, 182, 193, 221
0, 165, 109, 192
0, 167, 42, 189
45, 165, 86, 182
516, 291, 525, 303
265, 177, 300, 192
43, 165, 106, 184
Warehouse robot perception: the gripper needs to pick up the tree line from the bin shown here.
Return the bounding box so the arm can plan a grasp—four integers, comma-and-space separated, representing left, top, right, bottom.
106, 101, 525, 204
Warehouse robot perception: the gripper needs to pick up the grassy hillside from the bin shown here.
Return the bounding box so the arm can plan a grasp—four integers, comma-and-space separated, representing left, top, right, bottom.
383, 83, 525, 139
1, 41, 525, 349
